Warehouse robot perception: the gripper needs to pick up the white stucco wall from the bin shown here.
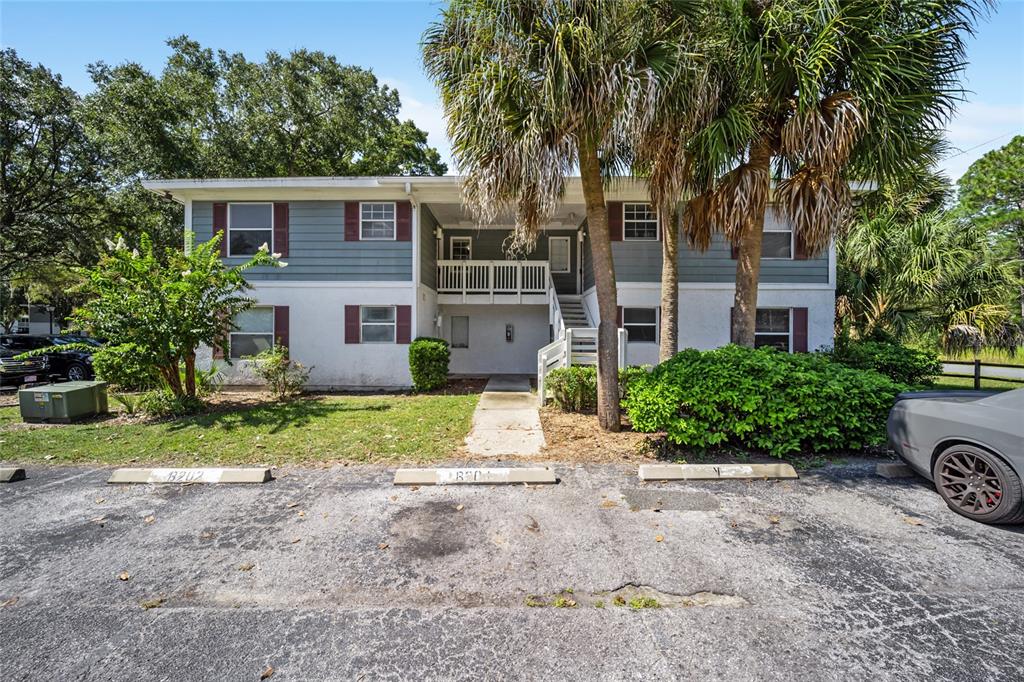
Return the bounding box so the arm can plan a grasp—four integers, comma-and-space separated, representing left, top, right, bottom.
439, 304, 550, 375
416, 284, 438, 340
597, 283, 835, 366
208, 282, 416, 389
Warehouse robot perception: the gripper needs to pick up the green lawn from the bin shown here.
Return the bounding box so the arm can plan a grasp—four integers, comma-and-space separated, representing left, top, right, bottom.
0, 393, 479, 466
929, 375, 1019, 392
939, 350, 1024, 367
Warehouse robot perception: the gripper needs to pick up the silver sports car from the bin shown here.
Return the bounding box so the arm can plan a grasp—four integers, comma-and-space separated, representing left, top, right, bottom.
887, 388, 1024, 525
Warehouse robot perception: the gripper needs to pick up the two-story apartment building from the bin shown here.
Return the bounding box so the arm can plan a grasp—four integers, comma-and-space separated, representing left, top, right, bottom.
144, 176, 836, 388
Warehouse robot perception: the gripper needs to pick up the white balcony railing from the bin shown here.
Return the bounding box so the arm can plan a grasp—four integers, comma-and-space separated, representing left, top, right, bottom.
437, 260, 549, 301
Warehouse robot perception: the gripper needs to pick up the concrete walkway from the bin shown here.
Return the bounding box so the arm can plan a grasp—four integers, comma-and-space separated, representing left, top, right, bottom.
463, 375, 546, 457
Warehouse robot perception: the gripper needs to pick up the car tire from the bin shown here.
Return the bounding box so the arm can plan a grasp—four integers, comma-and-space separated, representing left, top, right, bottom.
932, 444, 1024, 525
66, 363, 89, 381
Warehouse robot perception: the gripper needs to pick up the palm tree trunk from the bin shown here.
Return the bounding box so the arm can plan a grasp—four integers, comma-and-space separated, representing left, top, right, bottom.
659, 205, 680, 362
731, 141, 772, 347
579, 141, 621, 431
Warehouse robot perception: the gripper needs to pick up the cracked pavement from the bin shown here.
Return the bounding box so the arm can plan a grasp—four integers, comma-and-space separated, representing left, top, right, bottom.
1, 461, 1023, 680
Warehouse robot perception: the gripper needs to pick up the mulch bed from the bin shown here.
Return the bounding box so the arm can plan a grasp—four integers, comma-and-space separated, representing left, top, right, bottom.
539, 407, 661, 463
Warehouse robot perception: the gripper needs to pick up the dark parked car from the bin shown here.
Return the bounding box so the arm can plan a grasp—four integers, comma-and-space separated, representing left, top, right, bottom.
0, 334, 100, 382
0, 344, 48, 388
888, 388, 1024, 525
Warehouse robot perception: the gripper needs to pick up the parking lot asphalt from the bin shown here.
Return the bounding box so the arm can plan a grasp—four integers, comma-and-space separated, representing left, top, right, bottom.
1, 461, 1023, 681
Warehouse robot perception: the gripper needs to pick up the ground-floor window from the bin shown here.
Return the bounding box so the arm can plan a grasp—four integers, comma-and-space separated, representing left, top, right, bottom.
754, 308, 791, 351
623, 307, 657, 343
361, 306, 396, 343
231, 306, 274, 359
451, 315, 469, 348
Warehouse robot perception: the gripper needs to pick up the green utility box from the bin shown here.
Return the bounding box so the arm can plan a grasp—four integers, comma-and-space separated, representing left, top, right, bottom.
19, 381, 109, 423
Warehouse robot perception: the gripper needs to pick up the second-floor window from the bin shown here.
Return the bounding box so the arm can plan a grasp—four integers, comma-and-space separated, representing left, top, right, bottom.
228, 203, 273, 256
450, 236, 472, 260
624, 203, 658, 240
762, 212, 793, 259
361, 202, 396, 240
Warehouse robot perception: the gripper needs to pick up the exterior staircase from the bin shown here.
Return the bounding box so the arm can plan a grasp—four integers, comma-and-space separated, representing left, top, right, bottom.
538, 292, 627, 404
557, 295, 597, 365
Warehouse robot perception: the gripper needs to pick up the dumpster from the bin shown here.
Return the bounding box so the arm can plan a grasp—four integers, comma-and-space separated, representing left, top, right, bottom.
19, 381, 109, 423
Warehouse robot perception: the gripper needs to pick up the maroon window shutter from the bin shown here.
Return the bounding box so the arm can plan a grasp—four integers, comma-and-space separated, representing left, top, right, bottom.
396, 201, 412, 241
616, 306, 623, 327
213, 203, 228, 257
730, 242, 739, 259
273, 203, 289, 257
608, 202, 623, 241
345, 202, 360, 241
792, 307, 808, 352
345, 305, 360, 343
396, 305, 412, 344
274, 306, 290, 349
794, 231, 808, 260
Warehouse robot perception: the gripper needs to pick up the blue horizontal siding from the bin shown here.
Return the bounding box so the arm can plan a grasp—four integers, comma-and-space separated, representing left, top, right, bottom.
594, 233, 828, 284
193, 201, 412, 282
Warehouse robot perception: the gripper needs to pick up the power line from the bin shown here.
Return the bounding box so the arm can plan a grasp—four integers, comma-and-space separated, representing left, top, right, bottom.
944, 129, 1020, 160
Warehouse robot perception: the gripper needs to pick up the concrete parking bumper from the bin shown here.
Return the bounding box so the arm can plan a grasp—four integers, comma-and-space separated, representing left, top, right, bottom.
639, 463, 799, 481
0, 467, 26, 482
107, 467, 273, 484
394, 466, 557, 486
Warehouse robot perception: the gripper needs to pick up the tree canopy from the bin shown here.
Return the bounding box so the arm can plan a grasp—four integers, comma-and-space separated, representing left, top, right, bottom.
957, 135, 1024, 319
84, 36, 446, 180
0, 49, 107, 278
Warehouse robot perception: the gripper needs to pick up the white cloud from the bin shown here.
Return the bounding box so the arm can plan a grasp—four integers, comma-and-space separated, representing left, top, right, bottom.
940, 101, 1023, 182
382, 76, 457, 174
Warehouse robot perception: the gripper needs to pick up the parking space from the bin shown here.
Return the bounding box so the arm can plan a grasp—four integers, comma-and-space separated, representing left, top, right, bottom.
1, 462, 1023, 680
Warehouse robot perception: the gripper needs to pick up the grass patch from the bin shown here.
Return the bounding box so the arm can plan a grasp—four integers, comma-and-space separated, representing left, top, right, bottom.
929, 376, 1018, 392
628, 596, 660, 609
0, 393, 478, 466
940, 349, 1024, 367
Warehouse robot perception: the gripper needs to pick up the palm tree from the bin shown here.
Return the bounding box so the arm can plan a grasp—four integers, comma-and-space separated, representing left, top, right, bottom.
423, 0, 696, 430
837, 174, 1018, 352
680, 0, 985, 347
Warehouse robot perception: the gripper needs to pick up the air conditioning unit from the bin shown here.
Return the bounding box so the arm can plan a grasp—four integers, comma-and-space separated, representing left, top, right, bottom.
19, 381, 109, 423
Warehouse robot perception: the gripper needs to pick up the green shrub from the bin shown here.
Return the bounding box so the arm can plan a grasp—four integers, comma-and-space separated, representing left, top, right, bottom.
829, 339, 940, 386
91, 343, 161, 391
547, 366, 598, 412
409, 337, 450, 391
139, 391, 205, 417
545, 365, 651, 412
625, 345, 908, 456
249, 346, 310, 399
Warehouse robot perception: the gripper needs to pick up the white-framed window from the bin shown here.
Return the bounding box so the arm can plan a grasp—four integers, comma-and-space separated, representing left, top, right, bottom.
762, 212, 793, 259
623, 203, 659, 240
228, 203, 273, 257
451, 315, 469, 348
623, 307, 658, 343
360, 202, 396, 240
754, 308, 791, 351
360, 305, 396, 343
230, 306, 274, 359
549, 236, 571, 273
450, 236, 472, 260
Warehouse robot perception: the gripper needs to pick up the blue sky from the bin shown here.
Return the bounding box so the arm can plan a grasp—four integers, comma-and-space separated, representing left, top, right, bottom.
2, 0, 1022, 181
